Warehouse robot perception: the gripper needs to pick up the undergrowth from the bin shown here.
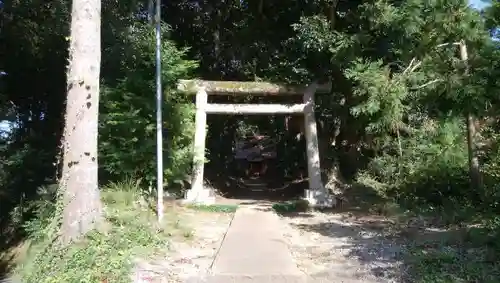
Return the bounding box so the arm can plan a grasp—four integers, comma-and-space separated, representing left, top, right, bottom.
340, 181, 500, 282
16, 178, 189, 283
405, 217, 500, 283
351, 120, 500, 282
272, 199, 310, 214
186, 204, 238, 213
351, 179, 500, 283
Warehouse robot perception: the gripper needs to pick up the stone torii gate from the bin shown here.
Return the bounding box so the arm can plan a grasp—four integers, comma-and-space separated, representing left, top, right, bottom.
177, 80, 334, 207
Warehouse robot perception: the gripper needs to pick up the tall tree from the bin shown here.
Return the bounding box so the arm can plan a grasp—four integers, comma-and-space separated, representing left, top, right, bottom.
60, 0, 103, 243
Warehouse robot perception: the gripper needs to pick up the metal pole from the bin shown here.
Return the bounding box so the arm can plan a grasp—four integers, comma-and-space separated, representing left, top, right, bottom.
155, 0, 164, 222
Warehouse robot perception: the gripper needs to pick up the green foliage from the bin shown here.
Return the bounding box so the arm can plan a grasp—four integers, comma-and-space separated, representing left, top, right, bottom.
346, 59, 408, 134
272, 199, 310, 214
4, 0, 500, 282
17, 180, 185, 283
19, 184, 60, 243
186, 204, 239, 213
358, 119, 472, 209
99, 23, 197, 187
407, 217, 500, 283
484, 1, 500, 38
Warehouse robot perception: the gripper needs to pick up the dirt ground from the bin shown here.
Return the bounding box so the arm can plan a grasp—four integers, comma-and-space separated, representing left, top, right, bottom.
279, 210, 406, 282
227, 199, 407, 283
132, 201, 407, 283
131, 196, 469, 283
132, 205, 234, 283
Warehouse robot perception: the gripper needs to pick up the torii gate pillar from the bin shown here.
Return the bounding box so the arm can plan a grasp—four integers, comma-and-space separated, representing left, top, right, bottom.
302, 83, 330, 207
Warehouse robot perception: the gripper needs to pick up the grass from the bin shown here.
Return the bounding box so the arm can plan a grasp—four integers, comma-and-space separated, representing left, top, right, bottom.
272, 199, 310, 214
368, 202, 500, 282
15, 179, 192, 283
186, 204, 238, 213
348, 183, 500, 282
403, 218, 500, 283
0, 241, 28, 280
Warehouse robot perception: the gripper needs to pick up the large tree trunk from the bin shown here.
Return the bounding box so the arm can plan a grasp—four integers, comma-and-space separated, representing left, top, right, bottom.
60, 0, 103, 244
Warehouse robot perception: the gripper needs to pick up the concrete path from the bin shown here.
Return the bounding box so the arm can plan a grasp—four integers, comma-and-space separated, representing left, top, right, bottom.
192, 205, 307, 283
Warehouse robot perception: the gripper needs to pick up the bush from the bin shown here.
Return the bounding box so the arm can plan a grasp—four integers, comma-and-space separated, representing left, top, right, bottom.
272, 199, 310, 214
357, 119, 473, 211
99, 23, 197, 189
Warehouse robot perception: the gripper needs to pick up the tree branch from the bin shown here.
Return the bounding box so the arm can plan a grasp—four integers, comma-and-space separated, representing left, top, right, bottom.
436, 42, 461, 48
403, 42, 462, 75
403, 57, 422, 74
413, 78, 443, 90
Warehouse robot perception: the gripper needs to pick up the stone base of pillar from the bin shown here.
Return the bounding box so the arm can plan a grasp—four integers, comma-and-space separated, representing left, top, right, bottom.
182, 186, 216, 205
303, 188, 335, 208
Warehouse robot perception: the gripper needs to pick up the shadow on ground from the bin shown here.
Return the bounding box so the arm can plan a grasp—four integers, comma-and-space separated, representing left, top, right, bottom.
290, 216, 406, 281
277, 183, 500, 282
205, 167, 307, 202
